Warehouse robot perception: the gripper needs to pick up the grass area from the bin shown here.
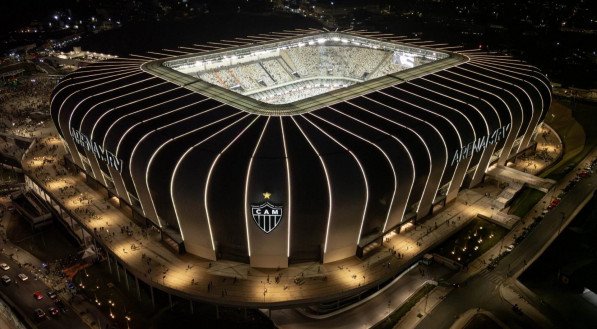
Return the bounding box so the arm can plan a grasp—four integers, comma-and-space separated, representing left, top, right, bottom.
434, 217, 508, 266
463, 313, 502, 329
509, 187, 546, 218
372, 283, 435, 329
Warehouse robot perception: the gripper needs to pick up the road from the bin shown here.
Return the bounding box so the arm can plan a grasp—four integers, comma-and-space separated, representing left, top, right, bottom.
0, 254, 88, 329
269, 263, 451, 329
416, 156, 597, 329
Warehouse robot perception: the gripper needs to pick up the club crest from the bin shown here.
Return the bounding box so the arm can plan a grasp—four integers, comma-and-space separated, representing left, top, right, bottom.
251, 201, 283, 234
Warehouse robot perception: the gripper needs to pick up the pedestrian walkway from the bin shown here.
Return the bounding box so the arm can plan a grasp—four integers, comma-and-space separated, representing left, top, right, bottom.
499, 282, 553, 328
510, 123, 563, 176
269, 264, 451, 329
395, 285, 452, 329
447, 309, 507, 329
486, 165, 555, 193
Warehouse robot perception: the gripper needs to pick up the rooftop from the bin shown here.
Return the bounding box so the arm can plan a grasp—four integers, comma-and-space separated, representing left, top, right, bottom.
142, 32, 465, 115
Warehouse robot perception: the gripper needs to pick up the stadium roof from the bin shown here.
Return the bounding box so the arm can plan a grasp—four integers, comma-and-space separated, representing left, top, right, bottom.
142, 32, 466, 115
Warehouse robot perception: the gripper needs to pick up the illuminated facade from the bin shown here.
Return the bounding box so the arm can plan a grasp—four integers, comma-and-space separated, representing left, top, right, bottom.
51, 31, 551, 268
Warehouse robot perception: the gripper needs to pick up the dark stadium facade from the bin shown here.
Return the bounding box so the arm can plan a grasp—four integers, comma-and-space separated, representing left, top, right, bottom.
51, 30, 551, 269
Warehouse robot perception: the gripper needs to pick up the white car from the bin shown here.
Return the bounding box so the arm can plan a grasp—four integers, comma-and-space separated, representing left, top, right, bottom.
17, 273, 28, 281
1, 275, 10, 284
0, 263, 9, 271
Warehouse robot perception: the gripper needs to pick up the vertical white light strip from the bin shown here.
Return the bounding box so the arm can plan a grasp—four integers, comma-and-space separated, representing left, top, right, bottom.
56, 68, 138, 133
396, 84, 478, 190
146, 107, 237, 229
301, 115, 369, 246
421, 75, 504, 177
435, 71, 518, 166
345, 99, 430, 215
362, 95, 447, 214
291, 116, 333, 253
470, 60, 548, 121
76, 78, 165, 185
243, 117, 270, 257
465, 63, 542, 149
455, 67, 529, 153
328, 106, 416, 229
279, 117, 292, 258
168, 113, 248, 245
129, 54, 157, 60
87, 80, 168, 138
147, 51, 175, 57
469, 57, 552, 118
412, 79, 492, 183
311, 111, 396, 239
204, 115, 260, 250
385, 87, 464, 195
445, 69, 523, 142
114, 92, 195, 155
123, 98, 211, 216
61, 70, 141, 167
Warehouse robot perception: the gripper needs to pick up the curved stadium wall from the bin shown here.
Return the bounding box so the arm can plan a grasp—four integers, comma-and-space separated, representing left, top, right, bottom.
50, 31, 551, 268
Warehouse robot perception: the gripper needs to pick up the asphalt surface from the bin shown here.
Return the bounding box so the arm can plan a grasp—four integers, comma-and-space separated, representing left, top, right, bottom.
416, 162, 597, 329
270, 263, 452, 329
0, 254, 88, 329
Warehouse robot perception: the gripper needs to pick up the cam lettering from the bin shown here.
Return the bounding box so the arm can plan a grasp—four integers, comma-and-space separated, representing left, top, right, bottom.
254, 209, 280, 215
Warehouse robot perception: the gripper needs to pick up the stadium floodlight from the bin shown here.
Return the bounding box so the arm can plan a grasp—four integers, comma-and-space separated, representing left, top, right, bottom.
155, 32, 452, 106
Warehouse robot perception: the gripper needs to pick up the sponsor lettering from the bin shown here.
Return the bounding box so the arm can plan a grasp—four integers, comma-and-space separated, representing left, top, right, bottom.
70, 128, 123, 172
451, 123, 511, 166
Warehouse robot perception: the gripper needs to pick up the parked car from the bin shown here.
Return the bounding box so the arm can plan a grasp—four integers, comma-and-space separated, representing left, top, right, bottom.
33, 291, 44, 300
1, 275, 11, 285
46, 290, 57, 299
0, 263, 9, 271
48, 307, 59, 316
34, 308, 46, 319
17, 273, 28, 281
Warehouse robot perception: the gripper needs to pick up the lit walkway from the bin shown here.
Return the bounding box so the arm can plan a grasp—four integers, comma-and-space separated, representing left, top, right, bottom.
269, 264, 451, 329
486, 123, 561, 192
486, 165, 555, 193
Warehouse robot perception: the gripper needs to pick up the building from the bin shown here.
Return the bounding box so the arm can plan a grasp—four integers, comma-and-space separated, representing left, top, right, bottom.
50, 30, 551, 269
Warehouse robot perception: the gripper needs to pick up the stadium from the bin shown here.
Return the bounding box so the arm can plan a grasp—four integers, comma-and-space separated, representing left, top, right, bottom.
51, 30, 551, 269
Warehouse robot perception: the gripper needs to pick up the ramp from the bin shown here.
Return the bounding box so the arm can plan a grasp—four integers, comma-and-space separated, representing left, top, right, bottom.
487, 165, 555, 193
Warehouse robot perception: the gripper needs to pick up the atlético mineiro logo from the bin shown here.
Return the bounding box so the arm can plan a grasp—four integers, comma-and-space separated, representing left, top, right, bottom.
251, 192, 282, 234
